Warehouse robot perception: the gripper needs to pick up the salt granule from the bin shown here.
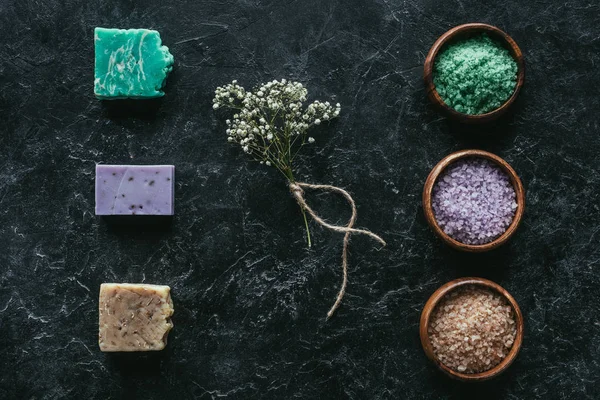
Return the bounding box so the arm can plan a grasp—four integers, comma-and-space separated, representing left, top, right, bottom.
433, 33, 518, 115
428, 285, 517, 374
431, 157, 517, 245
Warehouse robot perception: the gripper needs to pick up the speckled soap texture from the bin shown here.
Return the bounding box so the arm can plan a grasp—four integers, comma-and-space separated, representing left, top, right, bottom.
95, 165, 175, 215
98, 283, 174, 352
94, 28, 174, 99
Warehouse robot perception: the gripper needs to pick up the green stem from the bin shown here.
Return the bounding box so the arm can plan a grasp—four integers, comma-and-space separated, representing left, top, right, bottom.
286, 168, 312, 249
301, 205, 312, 248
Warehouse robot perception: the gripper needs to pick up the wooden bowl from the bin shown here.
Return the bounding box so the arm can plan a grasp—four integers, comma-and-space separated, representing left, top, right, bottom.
422, 149, 525, 252
420, 277, 524, 381
424, 23, 525, 123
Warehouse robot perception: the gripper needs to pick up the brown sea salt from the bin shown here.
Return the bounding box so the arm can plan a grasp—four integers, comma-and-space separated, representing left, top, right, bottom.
428, 285, 516, 374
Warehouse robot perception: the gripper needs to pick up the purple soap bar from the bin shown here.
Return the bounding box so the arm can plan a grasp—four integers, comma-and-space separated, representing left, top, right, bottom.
95, 165, 174, 215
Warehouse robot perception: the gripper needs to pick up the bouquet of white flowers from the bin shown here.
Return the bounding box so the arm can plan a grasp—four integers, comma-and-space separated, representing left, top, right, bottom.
213, 79, 385, 318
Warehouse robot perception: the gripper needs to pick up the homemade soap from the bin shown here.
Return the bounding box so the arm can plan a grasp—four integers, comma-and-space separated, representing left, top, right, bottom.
99, 283, 174, 352
94, 28, 174, 99
95, 165, 175, 215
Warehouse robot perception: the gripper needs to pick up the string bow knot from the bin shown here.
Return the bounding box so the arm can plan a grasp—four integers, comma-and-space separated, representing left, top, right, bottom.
289, 181, 386, 319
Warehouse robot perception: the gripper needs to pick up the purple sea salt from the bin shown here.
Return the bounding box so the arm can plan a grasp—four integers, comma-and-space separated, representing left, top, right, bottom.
431, 157, 518, 245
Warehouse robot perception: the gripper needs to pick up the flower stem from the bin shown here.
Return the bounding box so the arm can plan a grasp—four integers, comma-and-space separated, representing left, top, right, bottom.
301, 205, 312, 248
286, 168, 312, 249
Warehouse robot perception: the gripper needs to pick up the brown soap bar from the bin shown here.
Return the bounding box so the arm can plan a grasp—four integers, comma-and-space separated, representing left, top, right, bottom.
98, 283, 174, 352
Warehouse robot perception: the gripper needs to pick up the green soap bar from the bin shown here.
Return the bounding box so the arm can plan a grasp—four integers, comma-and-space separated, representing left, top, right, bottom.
94, 28, 174, 99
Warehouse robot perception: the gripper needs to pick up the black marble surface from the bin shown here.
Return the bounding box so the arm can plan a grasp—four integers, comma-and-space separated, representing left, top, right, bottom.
1, 0, 599, 398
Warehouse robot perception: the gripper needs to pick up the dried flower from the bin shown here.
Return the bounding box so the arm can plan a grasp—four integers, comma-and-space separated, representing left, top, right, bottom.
213, 80, 340, 182
213, 79, 384, 319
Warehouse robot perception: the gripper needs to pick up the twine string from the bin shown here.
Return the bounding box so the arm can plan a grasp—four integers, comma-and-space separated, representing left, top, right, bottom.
289, 181, 386, 319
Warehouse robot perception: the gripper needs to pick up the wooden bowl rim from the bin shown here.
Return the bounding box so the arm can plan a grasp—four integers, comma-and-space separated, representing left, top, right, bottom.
423, 23, 525, 122
422, 149, 525, 252
419, 277, 524, 381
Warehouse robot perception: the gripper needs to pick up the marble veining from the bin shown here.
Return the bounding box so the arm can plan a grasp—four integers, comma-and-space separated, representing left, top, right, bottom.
0, 0, 599, 399
94, 28, 174, 99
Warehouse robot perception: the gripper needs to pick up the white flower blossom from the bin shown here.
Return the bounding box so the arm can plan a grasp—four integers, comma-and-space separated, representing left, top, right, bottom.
213, 79, 340, 169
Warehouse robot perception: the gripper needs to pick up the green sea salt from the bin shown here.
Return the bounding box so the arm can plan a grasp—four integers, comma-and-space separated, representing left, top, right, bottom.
94, 28, 174, 99
433, 34, 517, 115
